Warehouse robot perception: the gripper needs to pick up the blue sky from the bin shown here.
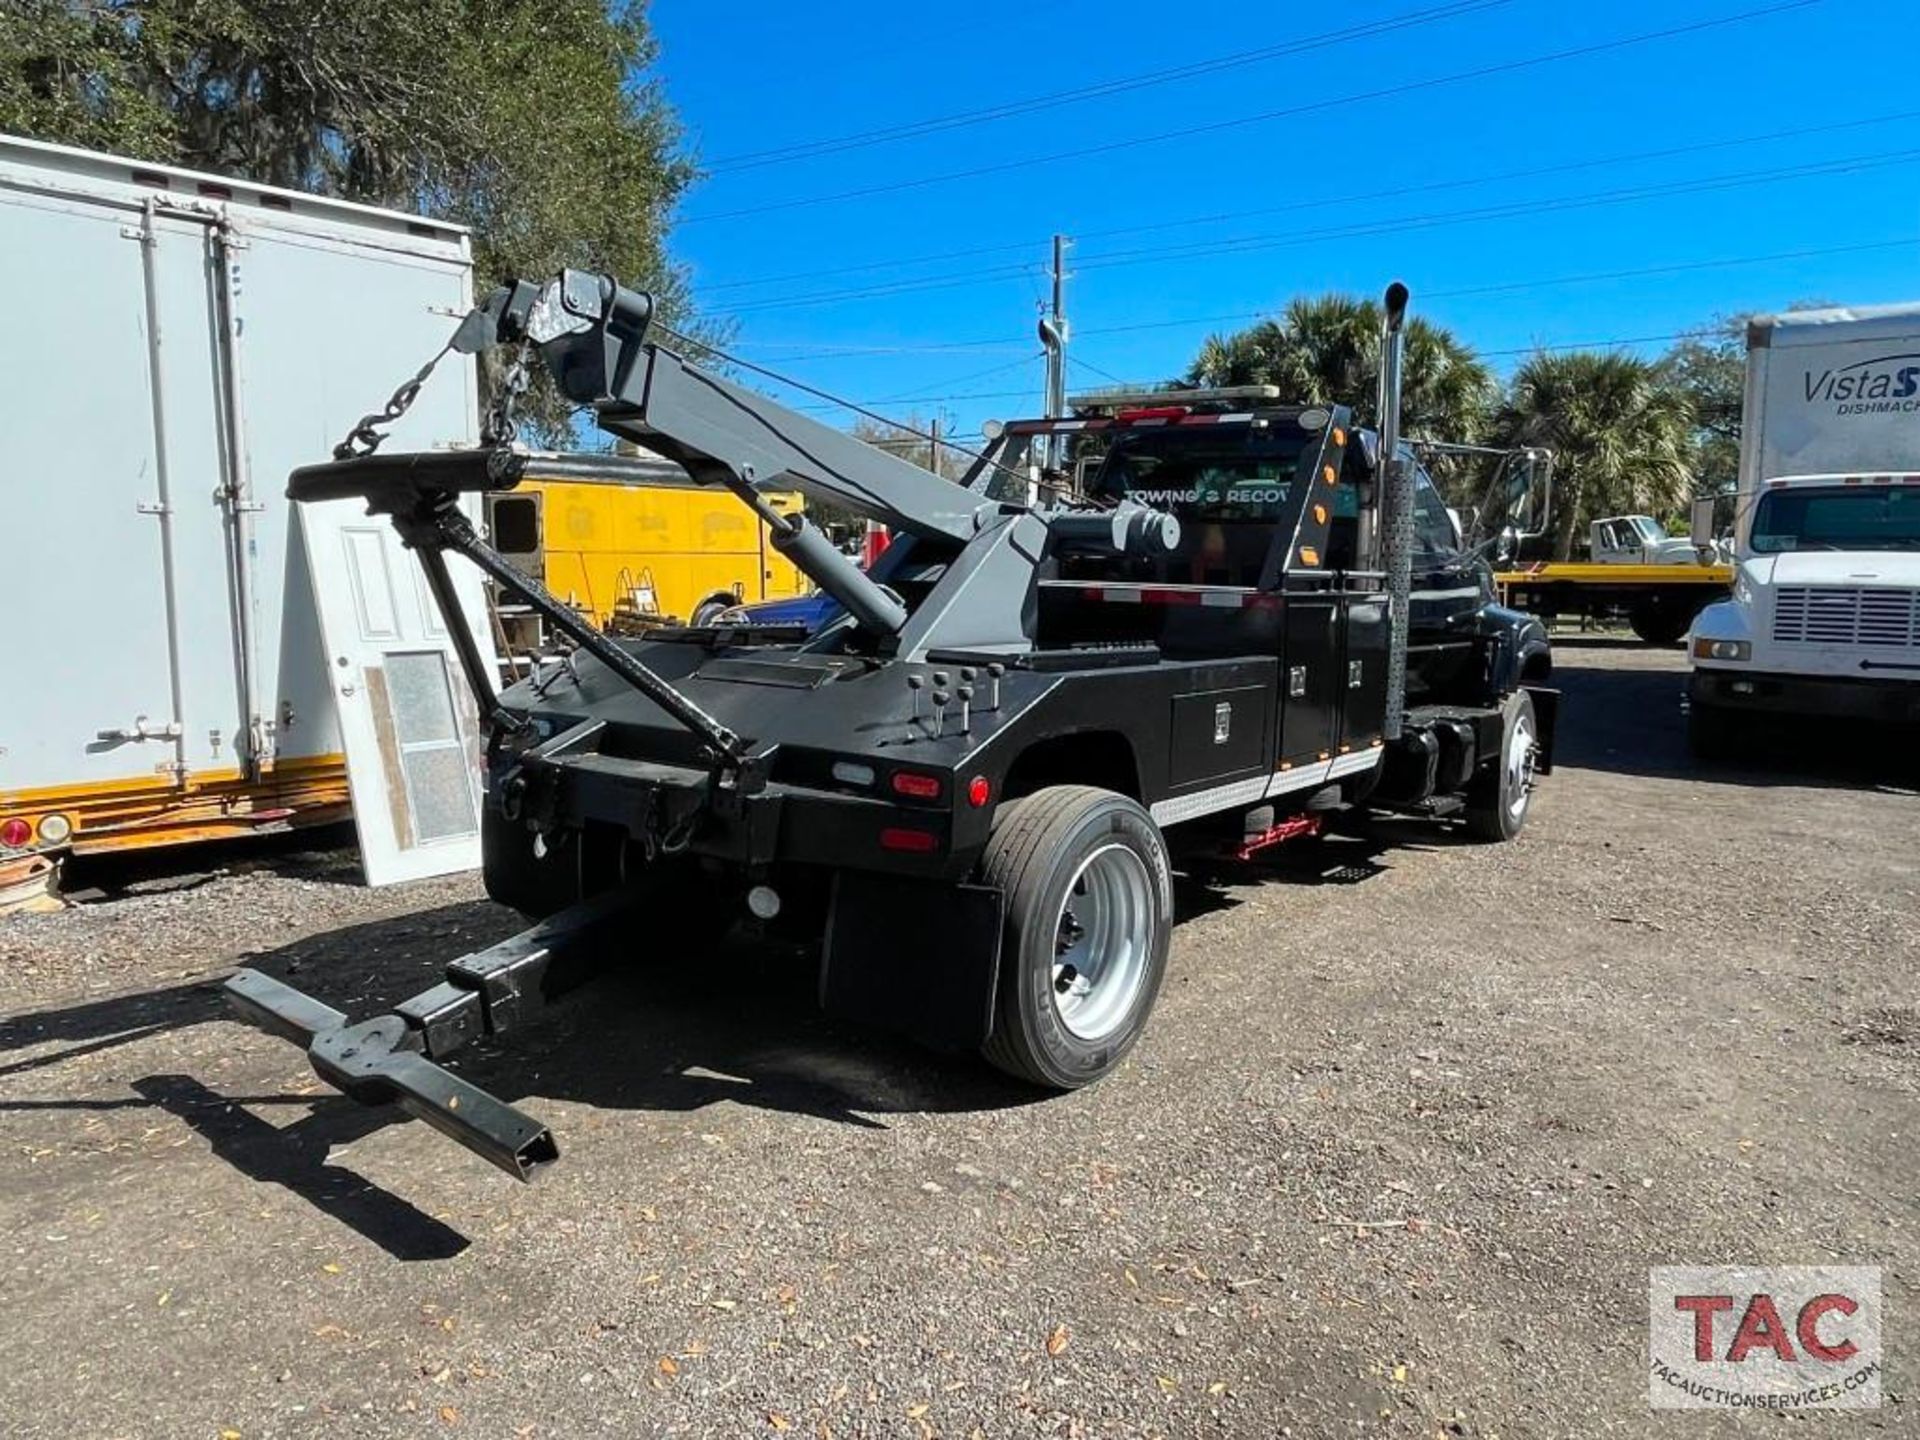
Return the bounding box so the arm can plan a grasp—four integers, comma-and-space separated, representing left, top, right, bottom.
648, 0, 1920, 440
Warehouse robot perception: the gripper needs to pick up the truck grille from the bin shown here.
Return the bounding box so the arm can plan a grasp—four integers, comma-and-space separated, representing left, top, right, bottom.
1772, 586, 1920, 648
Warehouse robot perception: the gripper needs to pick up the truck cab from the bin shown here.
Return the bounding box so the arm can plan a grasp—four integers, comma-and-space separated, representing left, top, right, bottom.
1686, 301, 1920, 755
1590, 514, 1709, 566
1012, 390, 1553, 701
1687, 474, 1920, 750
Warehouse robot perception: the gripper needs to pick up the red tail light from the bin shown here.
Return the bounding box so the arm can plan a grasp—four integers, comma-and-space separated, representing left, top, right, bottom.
879, 827, 939, 854
0, 818, 31, 848
890, 771, 942, 800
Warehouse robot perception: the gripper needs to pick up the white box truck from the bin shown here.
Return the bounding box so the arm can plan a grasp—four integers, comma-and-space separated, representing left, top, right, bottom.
0, 134, 496, 908
1686, 303, 1920, 755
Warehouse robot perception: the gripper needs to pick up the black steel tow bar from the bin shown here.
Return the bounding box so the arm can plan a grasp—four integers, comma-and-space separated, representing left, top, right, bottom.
224, 889, 637, 1180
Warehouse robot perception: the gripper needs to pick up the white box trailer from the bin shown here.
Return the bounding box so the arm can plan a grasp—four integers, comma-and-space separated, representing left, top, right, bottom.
0, 135, 496, 905
1686, 303, 1920, 753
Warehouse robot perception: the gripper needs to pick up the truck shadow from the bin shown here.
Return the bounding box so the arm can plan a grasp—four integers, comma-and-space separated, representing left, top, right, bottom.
0, 841, 1403, 1259
57, 821, 366, 902
1547, 639, 1919, 791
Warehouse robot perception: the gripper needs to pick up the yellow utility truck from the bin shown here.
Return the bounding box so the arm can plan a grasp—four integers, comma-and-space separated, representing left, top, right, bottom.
1494, 515, 1731, 646
485, 452, 809, 650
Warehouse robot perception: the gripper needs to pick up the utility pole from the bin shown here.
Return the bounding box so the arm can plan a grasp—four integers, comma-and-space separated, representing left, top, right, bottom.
928, 416, 941, 476
1037, 233, 1071, 470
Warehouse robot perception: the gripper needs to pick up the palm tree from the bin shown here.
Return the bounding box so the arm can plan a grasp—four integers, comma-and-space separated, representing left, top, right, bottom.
1187, 294, 1493, 441
1494, 352, 1696, 560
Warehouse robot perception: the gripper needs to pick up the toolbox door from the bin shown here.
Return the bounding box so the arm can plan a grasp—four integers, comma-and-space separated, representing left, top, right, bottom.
1339, 594, 1391, 752
1277, 596, 1340, 768
1168, 684, 1270, 789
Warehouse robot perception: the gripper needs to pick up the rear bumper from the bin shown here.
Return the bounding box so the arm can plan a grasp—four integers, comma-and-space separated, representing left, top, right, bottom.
491, 742, 972, 882
1688, 667, 1920, 724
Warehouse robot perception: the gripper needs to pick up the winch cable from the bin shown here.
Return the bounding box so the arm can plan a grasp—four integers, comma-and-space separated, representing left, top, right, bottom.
655, 324, 1042, 495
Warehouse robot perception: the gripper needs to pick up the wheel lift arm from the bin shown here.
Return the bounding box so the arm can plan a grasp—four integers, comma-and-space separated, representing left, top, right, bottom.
224, 889, 640, 1180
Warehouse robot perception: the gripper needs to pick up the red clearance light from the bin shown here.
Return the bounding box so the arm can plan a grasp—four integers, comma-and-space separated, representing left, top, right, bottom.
0, 818, 30, 848
967, 776, 991, 808
890, 771, 943, 800
879, 826, 939, 854
1115, 405, 1190, 423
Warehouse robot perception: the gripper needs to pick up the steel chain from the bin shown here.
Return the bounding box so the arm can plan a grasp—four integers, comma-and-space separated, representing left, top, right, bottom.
331, 339, 455, 460
331, 328, 534, 460
482, 341, 535, 447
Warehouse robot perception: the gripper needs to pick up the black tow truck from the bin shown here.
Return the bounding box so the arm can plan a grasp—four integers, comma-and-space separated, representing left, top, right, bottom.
226, 275, 1556, 1179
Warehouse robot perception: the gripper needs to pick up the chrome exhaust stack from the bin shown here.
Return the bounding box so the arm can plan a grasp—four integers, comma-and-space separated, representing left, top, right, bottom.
1376, 282, 1413, 741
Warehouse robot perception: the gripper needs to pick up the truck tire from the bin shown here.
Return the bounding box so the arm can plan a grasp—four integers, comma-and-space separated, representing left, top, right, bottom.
1627, 593, 1695, 647
690, 595, 734, 627
1464, 690, 1539, 843
978, 786, 1173, 1089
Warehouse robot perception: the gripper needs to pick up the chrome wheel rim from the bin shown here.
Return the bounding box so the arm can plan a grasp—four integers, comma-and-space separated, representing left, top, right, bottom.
1505, 711, 1538, 824
1051, 843, 1155, 1041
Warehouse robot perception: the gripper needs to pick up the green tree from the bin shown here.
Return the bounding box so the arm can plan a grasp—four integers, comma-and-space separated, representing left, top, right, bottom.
851, 413, 973, 483
1494, 351, 1697, 560
1660, 320, 1745, 497
0, 0, 699, 437
1660, 301, 1831, 497
1188, 293, 1494, 441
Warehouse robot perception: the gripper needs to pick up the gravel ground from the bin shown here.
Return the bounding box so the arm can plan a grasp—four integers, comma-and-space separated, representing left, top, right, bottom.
2, 638, 1915, 1439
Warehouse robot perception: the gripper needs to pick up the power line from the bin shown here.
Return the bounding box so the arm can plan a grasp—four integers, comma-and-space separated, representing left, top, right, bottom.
1070, 148, 1920, 274
789, 387, 1044, 416
1071, 355, 1137, 388
795, 325, 1706, 418
770, 237, 1915, 412
743, 236, 1916, 365
1484, 331, 1693, 358
706, 0, 1509, 172
1050, 331, 1700, 406
721, 340, 1035, 357
649, 325, 1037, 482
864, 351, 1046, 406
1079, 237, 1919, 344
699, 105, 1920, 295
680, 0, 1825, 224
706, 145, 1920, 317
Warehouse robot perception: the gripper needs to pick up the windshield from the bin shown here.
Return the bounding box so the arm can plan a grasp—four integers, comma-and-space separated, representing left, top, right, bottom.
1631, 515, 1665, 544
1750, 485, 1920, 552
1074, 425, 1458, 579
1088, 426, 1314, 521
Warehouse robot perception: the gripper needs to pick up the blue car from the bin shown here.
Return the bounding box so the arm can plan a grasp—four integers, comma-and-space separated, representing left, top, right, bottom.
713, 591, 841, 631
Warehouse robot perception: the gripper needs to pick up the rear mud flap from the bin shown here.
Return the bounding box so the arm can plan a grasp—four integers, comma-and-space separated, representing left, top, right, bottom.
1523, 684, 1560, 775
820, 872, 1004, 1051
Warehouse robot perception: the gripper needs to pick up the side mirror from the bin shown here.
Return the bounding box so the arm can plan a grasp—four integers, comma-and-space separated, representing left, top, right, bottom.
1072, 454, 1099, 498
1520, 452, 1553, 538
1689, 495, 1717, 549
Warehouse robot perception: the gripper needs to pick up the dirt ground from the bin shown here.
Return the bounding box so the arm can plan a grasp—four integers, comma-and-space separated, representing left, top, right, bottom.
2, 638, 1914, 1439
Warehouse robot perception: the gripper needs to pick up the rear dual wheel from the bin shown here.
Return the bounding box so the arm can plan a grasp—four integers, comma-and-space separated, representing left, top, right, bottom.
1628, 593, 1699, 647
978, 787, 1173, 1089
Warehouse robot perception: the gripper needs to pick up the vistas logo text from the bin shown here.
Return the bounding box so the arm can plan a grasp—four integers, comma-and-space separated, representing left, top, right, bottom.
1803, 352, 1920, 414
